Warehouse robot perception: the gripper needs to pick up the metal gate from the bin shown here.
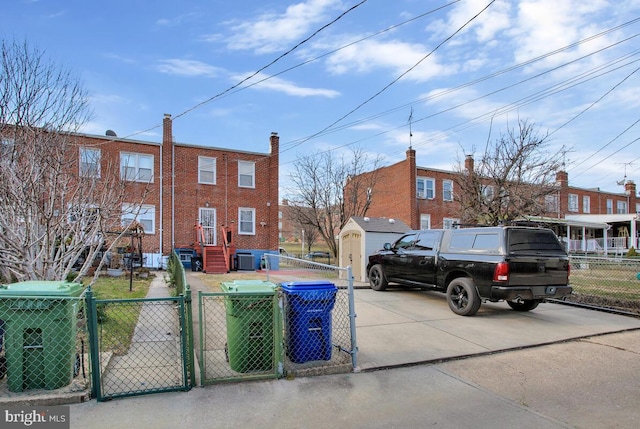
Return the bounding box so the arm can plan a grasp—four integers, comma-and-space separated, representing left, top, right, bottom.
86, 289, 191, 401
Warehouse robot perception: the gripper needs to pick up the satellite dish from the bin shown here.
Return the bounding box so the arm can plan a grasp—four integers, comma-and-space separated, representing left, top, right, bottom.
105, 130, 117, 137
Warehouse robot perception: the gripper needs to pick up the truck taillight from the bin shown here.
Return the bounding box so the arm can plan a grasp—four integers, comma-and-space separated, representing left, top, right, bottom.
493, 262, 509, 282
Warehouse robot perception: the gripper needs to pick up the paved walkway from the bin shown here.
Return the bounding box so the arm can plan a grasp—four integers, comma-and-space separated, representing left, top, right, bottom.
97, 272, 185, 398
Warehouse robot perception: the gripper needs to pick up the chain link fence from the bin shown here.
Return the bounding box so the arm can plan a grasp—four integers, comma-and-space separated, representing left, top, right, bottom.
89, 296, 189, 400
265, 254, 356, 377
0, 289, 90, 400
199, 291, 281, 384
198, 254, 357, 384
566, 256, 640, 315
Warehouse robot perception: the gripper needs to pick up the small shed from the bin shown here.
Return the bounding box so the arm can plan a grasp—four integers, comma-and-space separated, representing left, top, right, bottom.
339, 216, 410, 283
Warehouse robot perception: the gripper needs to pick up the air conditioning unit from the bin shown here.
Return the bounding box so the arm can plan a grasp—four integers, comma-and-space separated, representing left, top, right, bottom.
237, 254, 255, 271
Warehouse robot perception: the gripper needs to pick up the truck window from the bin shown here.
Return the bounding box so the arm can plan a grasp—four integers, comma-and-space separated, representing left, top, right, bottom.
394, 233, 418, 250
472, 233, 499, 250
415, 231, 441, 250
450, 232, 499, 251
449, 234, 475, 250
508, 229, 564, 253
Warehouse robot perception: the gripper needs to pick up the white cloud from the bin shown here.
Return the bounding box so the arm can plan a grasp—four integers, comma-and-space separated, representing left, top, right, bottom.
157, 59, 224, 78
510, 0, 612, 68
325, 39, 455, 82
156, 12, 198, 27
216, 0, 342, 54
232, 72, 340, 98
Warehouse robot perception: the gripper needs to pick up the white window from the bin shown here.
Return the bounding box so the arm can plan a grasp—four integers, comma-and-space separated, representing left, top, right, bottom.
417, 177, 435, 199
636, 203, 640, 214
583, 196, 590, 214
481, 185, 494, 201
121, 152, 153, 182
606, 199, 613, 214
443, 218, 460, 229
80, 147, 101, 178
198, 156, 216, 184
443, 180, 453, 201
617, 200, 628, 214
122, 204, 155, 234
568, 194, 579, 212
238, 207, 256, 235
419, 214, 431, 230
1, 138, 15, 167
238, 161, 255, 188
545, 194, 558, 212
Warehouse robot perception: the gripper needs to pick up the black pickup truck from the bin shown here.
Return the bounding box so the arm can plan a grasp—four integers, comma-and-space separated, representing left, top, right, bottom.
367, 226, 571, 316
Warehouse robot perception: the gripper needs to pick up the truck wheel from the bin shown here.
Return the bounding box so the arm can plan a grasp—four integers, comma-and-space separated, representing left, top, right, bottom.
507, 300, 539, 311
446, 278, 481, 316
369, 265, 388, 291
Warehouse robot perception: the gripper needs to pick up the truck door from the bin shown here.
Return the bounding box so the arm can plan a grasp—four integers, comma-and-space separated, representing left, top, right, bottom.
408, 230, 442, 285
386, 232, 419, 279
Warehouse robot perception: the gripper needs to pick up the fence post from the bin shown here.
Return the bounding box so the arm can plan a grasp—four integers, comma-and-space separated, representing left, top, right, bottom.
346, 265, 358, 369
184, 284, 196, 388
85, 286, 102, 400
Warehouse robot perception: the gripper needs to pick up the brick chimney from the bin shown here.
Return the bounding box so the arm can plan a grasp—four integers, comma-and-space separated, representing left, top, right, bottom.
268, 132, 280, 250
556, 171, 568, 188
162, 113, 172, 145
464, 154, 474, 173
161, 113, 173, 255
625, 181, 637, 212
407, 148, 417, 229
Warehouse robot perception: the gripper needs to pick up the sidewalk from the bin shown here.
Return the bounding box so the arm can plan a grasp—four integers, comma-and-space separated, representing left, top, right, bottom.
69, 329, 640, 428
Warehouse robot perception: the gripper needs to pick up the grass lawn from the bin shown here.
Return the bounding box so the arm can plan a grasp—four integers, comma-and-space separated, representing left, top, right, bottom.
83, 274, 155, 355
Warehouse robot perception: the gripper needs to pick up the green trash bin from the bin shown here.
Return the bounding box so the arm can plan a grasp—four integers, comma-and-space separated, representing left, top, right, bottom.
220, 280, 279, 373
0, 281, 83, 392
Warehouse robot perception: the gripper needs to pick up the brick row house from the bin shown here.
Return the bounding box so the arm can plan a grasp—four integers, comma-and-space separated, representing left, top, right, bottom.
362, 148, 640, 254
73, 114, 280, 272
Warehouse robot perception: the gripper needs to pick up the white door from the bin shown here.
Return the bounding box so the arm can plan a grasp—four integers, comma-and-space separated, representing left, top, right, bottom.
199, 208, 217, 245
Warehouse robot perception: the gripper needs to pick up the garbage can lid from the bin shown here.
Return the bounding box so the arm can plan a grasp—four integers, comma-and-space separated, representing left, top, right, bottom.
281, 281, 337, 292
220, 280, 277, 294
0, 281, 84, 297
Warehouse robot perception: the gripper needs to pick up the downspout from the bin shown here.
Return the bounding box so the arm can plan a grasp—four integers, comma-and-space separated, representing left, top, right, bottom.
172, 138, 175, 250
159, 144, 163, 265
225, 154, 228, 226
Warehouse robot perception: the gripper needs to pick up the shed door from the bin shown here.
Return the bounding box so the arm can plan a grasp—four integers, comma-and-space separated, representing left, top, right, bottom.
342, 231, 363, 282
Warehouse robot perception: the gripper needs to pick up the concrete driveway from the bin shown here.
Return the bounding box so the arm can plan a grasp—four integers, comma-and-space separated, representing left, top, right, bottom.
353, 287, 640, 371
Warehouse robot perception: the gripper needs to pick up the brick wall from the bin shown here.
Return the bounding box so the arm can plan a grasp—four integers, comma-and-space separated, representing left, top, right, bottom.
64, 114, 279, 259
363, 150, 637, 230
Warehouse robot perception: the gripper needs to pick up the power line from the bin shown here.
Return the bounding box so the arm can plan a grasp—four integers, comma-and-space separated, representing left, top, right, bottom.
278, 19, 640, 150
89, 0, 370, 146
280, 0, 497, 155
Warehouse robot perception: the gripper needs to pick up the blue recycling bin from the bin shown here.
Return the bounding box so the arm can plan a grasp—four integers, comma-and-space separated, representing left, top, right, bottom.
281, 281, 338, 363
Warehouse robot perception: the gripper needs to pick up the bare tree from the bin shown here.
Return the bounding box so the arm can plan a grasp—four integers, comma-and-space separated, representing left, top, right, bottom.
286, 147, 382, 257
454, 119, 568, 226
0, 40, 146, 283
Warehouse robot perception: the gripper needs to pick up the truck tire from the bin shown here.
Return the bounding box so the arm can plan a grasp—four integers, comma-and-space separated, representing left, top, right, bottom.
446, 278, 481, 316
507, 300, 539, 311
368, 264, 388, 291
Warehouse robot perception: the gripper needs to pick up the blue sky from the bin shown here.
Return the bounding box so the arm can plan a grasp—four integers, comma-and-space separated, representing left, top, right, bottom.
3, 0, 640, 194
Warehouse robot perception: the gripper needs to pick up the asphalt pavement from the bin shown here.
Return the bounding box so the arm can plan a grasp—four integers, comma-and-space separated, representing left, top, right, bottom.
68, 272, 640, 428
